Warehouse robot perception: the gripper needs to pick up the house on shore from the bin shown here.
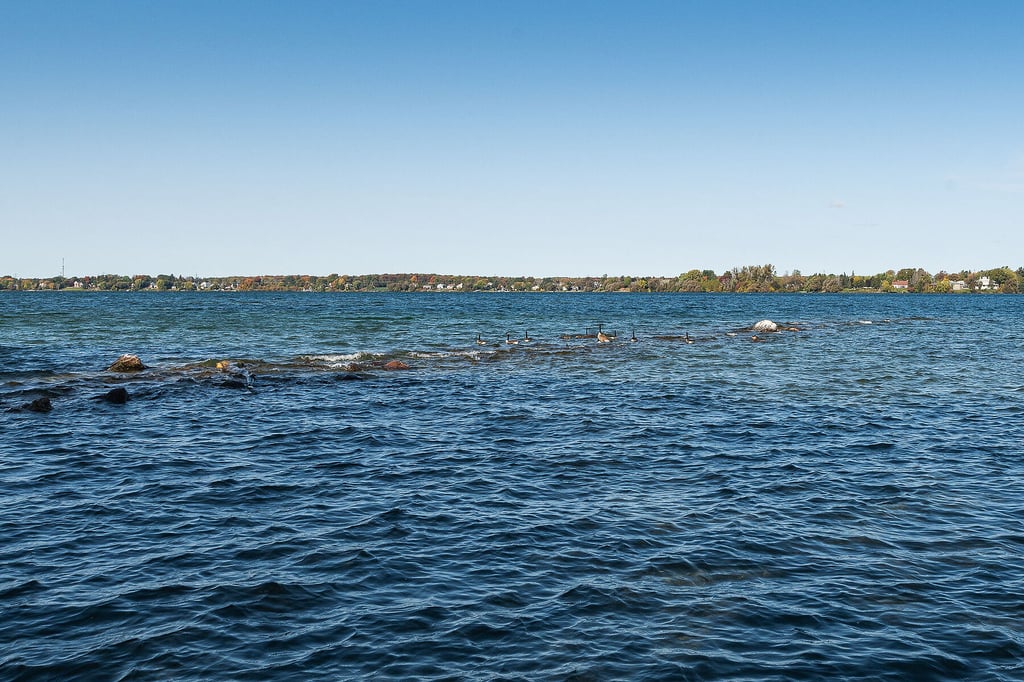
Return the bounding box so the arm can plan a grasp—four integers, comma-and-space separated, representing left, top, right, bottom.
977, 276, 996, 291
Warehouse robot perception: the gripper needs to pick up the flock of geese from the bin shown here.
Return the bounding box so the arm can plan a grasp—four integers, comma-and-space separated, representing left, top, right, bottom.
475, 324, 696, 347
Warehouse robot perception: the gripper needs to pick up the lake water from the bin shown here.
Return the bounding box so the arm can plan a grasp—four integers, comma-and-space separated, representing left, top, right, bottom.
2, 292, 1023, 680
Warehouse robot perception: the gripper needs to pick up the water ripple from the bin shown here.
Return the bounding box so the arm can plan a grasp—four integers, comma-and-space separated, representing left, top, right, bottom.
2, 293, 1024, 679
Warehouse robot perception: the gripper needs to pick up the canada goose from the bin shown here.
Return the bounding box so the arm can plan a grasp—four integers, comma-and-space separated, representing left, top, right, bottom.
684, 332, 694, 344
522, 331, 532, 343
596, 323, 612, 343
505, 332, 518, 345
476, 334, 487, 346
630, 328, 638, 342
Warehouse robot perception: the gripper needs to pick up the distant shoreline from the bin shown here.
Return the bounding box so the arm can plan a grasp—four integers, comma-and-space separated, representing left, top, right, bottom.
2, 265, 1021, 295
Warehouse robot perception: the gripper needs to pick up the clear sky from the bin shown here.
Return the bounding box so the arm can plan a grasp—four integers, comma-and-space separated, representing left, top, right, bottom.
2, 1, 1022, 278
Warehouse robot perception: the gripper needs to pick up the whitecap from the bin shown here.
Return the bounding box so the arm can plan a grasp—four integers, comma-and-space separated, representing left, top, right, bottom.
301, 353, 364, 363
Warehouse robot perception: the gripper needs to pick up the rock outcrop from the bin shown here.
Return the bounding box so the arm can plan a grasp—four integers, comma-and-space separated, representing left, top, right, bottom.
383, 360, 410, 370
107, 354, 146, 372
11, 397, 53, 413
751, 320, 779, 333
214, 360, 254, 388
97, 387, 129, 404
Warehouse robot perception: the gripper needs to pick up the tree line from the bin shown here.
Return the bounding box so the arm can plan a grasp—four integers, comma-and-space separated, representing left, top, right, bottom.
2, 265, 1022, 293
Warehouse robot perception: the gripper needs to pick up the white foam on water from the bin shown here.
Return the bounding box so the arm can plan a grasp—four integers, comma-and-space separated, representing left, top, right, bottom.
302, 353, 364, 363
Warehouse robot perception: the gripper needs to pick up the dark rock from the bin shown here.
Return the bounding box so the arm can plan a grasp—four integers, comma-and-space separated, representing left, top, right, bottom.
98, 387, 129, 404
25, 397, 53, 413
337, 373, 364, 381
107, 354, 146, 372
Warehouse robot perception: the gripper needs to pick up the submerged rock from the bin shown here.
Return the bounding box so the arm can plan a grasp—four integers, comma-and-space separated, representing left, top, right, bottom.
20, 395, 53, 411
107, 354, 146, 372
217, 359, 251, 373
214, 360, 254, 388
751, 320, 779, 333
217, 378, 253, 390
215, 360, 252, 373
653, 333, 694, 343
97, 387, 129, 404
382, 360, 410, 370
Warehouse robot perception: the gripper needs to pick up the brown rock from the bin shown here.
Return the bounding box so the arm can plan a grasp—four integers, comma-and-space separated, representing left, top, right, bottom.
383, 360, 410, 370
107, 354, 146, 372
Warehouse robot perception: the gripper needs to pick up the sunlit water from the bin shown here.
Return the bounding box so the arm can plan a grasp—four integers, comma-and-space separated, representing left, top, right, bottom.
2, 292, 1023, 680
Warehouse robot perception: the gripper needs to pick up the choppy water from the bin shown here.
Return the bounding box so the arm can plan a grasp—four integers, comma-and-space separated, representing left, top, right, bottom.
2, 292, 1023, 680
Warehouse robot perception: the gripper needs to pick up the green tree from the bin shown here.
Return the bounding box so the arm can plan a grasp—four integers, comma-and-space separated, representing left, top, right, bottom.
895, 268, 916, 282
701, 277, 722, 292
910, 268, 932, 292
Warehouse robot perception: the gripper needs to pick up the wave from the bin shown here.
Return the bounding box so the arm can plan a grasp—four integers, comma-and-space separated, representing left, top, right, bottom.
298, 353, 366, 365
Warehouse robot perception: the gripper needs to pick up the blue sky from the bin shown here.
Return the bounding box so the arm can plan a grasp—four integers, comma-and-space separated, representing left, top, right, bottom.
2, 1, 1022, 278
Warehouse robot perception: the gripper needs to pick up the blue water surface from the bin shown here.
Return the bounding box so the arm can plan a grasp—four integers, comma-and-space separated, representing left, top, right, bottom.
1, 292, 1023, 680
